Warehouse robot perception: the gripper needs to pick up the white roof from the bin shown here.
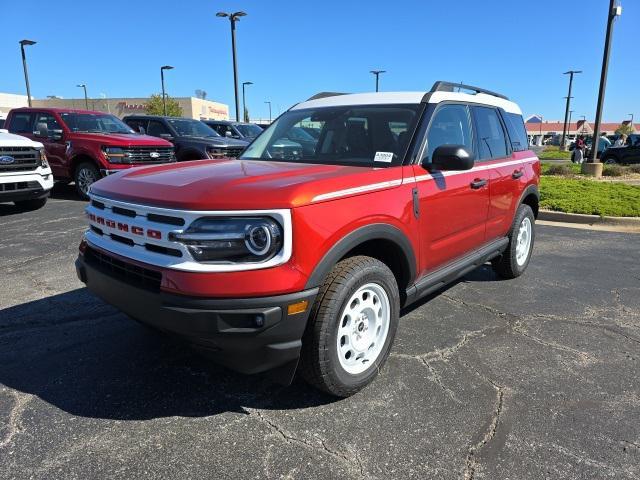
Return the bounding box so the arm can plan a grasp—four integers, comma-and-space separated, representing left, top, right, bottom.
0, 131, 43, 148
292, 90, 522, 115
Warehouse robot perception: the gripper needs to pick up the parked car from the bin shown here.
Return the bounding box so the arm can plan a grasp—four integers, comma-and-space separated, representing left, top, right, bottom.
203, 120, 264, 141
123, 115, 249, 161
76, 81, 539, 397
5, 108, 175, 199
0, 129, 53, 209
601, 134, 640, 164
0, 118, 5, 129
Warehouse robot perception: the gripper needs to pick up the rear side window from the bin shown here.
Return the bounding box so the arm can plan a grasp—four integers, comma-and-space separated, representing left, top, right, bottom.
473, 106, 508, 160
125, 119, 147, 134
503, 112, 529, 152
8, 112, 34, 133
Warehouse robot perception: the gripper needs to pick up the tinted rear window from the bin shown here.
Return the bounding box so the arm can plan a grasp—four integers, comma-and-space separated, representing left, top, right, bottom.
503, 112, 529, 152
9, 112, 34, 133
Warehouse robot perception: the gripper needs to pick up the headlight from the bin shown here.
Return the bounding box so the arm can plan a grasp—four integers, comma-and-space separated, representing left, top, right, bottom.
102, 146, 130, 164
37, 148, 49, 168
169, 217, 283, 263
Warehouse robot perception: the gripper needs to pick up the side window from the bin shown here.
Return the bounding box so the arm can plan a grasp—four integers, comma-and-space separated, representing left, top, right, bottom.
34, 112, 62, 132
473, 106, 508, 160
146, 120, 170, 137
8, 112, 34, 133
424, 104, 473, 161
503, 112, 528, 152
126, 119, 147, 133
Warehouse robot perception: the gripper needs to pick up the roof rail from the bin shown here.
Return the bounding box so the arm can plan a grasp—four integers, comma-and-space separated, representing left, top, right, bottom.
306, 92, 348, 101
430, 81, 509, 100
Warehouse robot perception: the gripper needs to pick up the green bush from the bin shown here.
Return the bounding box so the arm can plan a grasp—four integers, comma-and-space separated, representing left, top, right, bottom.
538, 147, 572, 160
540, 176, 640, 217
541, 162, 581, 176
629, 164, 640, 174
603, 165, 625, 177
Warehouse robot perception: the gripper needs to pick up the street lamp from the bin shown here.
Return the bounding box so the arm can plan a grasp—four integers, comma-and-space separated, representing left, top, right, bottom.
160, 65, 174, 116
629, 113, 634, 125
265, 101, 272, 123
370, 70, 386, 92
217, 11, 247, 121
76, 84, 88, 109
560, 70, 582, 150
585, 0, 622, 173
19, 39, 36, 107
241, 81, 253, 122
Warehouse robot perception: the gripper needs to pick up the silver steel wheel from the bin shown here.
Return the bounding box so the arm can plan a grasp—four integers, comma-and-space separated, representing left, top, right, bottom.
336, 282, 390, 375
77, 166, 98, 196
515, 217, 532, 266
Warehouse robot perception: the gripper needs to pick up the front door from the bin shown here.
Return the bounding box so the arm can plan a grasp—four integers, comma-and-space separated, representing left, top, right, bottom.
33, 112, 67, 177
413, 103, 489, 276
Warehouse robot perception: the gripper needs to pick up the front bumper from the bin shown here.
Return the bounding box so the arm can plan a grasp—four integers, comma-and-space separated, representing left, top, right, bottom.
75, 249, 318, 379
0, 171, 53, 203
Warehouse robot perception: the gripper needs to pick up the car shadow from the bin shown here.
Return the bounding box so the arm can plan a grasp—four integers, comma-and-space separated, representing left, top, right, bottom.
0, 288, 337, 421
50, 181, 84, 201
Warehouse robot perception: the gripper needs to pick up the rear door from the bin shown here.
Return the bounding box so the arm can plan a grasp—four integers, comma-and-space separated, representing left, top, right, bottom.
7, 111, 35, 139
472, 106, 519, 240
412, 103, 490, 275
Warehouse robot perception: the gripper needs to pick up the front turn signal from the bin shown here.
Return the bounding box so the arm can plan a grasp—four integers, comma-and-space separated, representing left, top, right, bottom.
287, 300, 308, 316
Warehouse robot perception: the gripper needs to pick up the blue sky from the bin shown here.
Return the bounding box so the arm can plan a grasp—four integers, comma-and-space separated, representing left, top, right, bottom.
1, 0, 637, 121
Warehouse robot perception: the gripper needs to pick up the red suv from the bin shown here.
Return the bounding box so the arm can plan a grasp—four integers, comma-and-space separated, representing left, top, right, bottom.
75, 82, 539, 397
5, 108, 175, 199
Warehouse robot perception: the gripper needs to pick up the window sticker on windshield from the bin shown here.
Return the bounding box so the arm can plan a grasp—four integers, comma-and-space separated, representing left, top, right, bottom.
374, 152, 394, 163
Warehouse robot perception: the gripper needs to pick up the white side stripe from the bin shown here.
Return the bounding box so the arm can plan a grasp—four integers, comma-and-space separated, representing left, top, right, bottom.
312, 157, 538, 202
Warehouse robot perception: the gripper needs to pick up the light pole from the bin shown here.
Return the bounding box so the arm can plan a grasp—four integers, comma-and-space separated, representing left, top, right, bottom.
76, 84, 88, 109
560, 70, 582, 150
217, 11, 247, 121
160, 65, 174, 116
370, 70, 386, 92
567, 110, 574, 141
19, 39, 36, 107
242, 81, 253, 122
265, 101, 272, 123
585, 0, 622, 174
629, 113, 634, 126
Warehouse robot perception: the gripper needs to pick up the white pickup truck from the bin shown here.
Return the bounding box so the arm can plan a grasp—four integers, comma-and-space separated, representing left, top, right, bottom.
0, 129, 54, 210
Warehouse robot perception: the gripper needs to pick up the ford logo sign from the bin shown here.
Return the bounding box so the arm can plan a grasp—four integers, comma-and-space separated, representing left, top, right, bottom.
149, 152, 160, 159
0, 155, 15, 165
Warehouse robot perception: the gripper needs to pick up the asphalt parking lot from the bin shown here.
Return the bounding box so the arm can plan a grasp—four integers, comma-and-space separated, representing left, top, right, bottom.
1, 186, 639, 480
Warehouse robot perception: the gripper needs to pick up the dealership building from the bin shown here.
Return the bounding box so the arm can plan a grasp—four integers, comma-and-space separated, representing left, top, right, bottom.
0, 92, 229, 121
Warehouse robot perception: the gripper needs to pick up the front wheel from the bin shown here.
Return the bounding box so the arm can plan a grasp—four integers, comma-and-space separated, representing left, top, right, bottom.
74, 162, 100, 200
492, 204, 535, 279
300, 256, 400, 397
603, 156, 617, 165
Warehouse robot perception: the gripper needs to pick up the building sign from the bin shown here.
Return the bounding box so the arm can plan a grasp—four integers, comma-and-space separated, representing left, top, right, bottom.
116, 101, 147, 112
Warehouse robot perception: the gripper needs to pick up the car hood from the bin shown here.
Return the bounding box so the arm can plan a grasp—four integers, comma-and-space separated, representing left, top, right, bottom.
70, 132, 172, 146
187, 136, 249, 147
0, 131, 43, 148
90, 159, 403, 210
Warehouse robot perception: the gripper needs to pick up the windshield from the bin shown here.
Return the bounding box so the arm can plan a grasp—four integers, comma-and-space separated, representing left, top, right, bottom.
61, 113, 135, 134
168, 119, 220, 137
235, 123, 263, 137
240, 104, 422, 167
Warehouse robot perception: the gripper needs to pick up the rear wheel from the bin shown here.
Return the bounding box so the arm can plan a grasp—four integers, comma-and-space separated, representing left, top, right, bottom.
300, 256, 400, 397
74, 162, 100, 200
603, 156, 617, 165
492, 204, 535, 279
14, 197, 47, 210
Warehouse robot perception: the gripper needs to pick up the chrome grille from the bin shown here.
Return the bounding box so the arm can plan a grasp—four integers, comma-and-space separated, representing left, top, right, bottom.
208, 146, 245, 159
122, 146, 175, 163
0, 147, 39, 171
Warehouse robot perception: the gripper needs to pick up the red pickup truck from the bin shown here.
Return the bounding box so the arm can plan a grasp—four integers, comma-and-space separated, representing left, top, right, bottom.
76, 81, 539, 397
5, 108, 175, 199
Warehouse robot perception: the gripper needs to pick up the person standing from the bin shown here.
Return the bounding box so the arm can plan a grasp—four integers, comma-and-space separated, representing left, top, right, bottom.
597, 132, 612, 158
572, 135, 585, 164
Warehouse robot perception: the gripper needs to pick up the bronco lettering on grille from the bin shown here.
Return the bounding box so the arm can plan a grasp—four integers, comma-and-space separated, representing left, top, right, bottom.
87, 213, 163, 239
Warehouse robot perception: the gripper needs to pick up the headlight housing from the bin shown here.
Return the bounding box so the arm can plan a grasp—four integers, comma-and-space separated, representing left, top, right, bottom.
37, 148, 49, 168
169, 217, 284, 263
102, 146, 130, 164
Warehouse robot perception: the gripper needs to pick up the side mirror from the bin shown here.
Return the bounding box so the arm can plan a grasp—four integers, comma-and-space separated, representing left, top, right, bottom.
224, 131, 233, 138
34, 122, 49, 138
159, 133, 174, 142
51, 129, 64, 141
424, 145, 475, 171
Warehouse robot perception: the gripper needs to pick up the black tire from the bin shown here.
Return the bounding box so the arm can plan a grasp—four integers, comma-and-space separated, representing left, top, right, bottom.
300, 255, 400, 397
74, 162, 100, 200
14, 197, 47, 210
492, 204, 535, 279
603, 156, 617, 165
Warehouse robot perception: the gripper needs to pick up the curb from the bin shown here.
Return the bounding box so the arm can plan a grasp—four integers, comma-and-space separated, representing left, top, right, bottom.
538, 209, 640, 227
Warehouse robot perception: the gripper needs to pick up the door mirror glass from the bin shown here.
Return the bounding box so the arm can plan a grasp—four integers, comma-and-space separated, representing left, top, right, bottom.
225, 130, 233, 138
34, 122, 49, 138
427, 145, 475, 171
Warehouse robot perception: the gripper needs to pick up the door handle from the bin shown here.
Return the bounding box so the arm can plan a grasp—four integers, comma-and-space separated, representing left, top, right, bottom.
512, 170, 524, 179
470, 178, 488, 189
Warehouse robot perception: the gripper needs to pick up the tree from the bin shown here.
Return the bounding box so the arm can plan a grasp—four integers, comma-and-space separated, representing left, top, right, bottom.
615, 122, 633, 136
145, 94, 183, 116
244, 106, 250, 123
